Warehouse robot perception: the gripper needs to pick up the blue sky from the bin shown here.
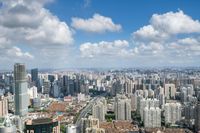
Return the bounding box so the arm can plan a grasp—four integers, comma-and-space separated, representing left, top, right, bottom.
0, 0, 200, 69
46, 0, 200, 43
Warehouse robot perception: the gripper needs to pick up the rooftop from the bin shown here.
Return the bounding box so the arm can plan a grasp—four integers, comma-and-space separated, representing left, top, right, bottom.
100, 121, 139, 133
144, 128, 193, 133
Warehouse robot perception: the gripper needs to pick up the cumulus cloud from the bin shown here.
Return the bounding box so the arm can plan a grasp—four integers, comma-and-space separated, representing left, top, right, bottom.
136, 42, 164, 55
133, 25, 169, 42
133, 10, 200, 42
79, 10, 200, 67
80, 40, 134, 58
7, 46, 34, 59
0, 0, 74, 68
151, 10, 200, 34
169, 37, 200, 56
71, 14, 122, 33
132, 10, 200, 60
0, 0, 73, 45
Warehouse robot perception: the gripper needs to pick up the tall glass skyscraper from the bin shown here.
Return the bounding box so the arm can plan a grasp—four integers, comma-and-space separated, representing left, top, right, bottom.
14, 63, 29, 116
31, 68, 40, 91
31, 68, 38, 83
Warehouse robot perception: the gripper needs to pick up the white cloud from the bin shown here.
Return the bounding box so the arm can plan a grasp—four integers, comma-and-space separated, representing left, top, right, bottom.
0, 36, 33, 60
0, 0, 74, 68
0, 0, 73, 45
169, 37, 200, 55
137, 42, 164, 55
151, 10, 200, 34
133, 25, 168, 42
177, 37, 199, 45
133, 10, 200, 43
24, 11, 73, 45
7, 46, 34, 59
132, 10, 200, 61
78, 11, 200, 67
80, 40, 134, 58
71, 13, 122, 33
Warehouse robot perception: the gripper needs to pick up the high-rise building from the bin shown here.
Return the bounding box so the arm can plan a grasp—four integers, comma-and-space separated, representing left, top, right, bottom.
0, 96, 8, 117
164, 102, 182, 124
111, 80, 123, 96
14, 63, 29, 116
28, 86, 38, 99
184, 104, 195, 120
139, 98, 159, 121
157, 94, 165, 109
180, 85, 194, 103
181, 85, 194, 96
180, 90, 187, 103
164, 84, 176, 99
31, 68, 38, 85
114, 95, 131, 121
69, 79, 75, 95
155, 86, 164, 96
124, 79, 133, 95
92, 101, 106, 122
195, 104, 200, 132
136, 95, 143, 113
42, 80, 50, 94
131, 93, 137, 111
52, 81, 60, 98
62, 75, 69, 95
48, 75, 55, 83
143, 89, 149, 98
144, 107, 161, 128
81, 116, 100, 133
99, 98, 107, 113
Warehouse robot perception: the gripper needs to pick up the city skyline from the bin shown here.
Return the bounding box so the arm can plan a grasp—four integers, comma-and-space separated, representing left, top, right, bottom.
0, 0, 200, 69
0, 62, 200, 132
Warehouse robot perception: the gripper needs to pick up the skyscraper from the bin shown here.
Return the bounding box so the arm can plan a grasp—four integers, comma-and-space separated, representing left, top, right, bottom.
195, 104, 200, 132
0, 96, 8, 117
92, 101, 106, 122
114, 95, 131, 121
124, 79, 133, 95
14, 63, 29, 116
63, 75, 69, 95
139, 98, 159, 121
164, 84, 176, 99
144, 107, 161, 128
31, 68, 40, 91
31, 68, 38, 84
164, 102, 182, 124
81, 116, 100, 133
184, 104, 195, 120
130, 93, 137, 111
42, 80, 50, 94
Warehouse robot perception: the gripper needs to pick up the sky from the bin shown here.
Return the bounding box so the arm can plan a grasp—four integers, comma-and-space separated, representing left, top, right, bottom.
0, 0, 200, 69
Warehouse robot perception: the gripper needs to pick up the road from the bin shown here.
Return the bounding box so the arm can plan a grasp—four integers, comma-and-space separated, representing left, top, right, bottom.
75, 93, 107, 132
75, 97, 97, 126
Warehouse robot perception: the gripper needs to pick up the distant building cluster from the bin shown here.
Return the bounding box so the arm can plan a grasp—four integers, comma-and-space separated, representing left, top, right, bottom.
0, 64, 200, 132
